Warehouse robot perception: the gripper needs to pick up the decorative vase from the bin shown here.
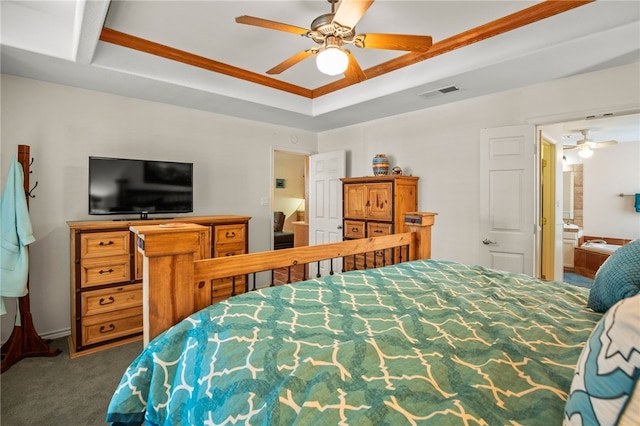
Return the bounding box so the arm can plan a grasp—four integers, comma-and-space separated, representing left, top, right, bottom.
372, 154, 389, 176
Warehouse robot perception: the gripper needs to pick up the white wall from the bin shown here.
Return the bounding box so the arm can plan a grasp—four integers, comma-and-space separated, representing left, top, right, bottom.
318, 62, 640, 265
0, 74, 317, 342
583, 141, 640, 239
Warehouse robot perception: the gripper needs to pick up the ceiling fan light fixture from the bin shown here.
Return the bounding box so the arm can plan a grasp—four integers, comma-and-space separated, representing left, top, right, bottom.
316, 46, 349, 76
578, 146, 594, 159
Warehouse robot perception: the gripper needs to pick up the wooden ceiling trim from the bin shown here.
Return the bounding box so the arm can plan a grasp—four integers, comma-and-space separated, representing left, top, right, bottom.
99, 27, 314, 98
312, 0, 594, 98
99, 0, 593, 100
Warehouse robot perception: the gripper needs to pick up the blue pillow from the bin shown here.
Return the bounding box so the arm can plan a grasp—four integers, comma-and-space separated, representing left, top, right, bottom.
587, 239, 640, 313
564, 294, 640, 425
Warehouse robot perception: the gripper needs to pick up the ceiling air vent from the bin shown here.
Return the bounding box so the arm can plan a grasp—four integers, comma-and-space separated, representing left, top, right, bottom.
417, 85, 460, 99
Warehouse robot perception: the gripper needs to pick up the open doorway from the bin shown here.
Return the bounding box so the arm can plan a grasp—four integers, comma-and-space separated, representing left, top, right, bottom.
538, 111, 640, 283
273, 150, 309, 250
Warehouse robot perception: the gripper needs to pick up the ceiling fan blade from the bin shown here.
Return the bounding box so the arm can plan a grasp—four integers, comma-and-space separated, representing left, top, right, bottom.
563, 145, 578, 150
332, 0, 375, 29
354, 33, 433, 52
343, 51, 367, 83
266, 50, 314, 75
235, 15, 309, 35
592, 140, 618, 148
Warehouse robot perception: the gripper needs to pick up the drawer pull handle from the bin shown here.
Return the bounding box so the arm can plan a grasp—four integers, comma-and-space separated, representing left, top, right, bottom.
225, 231, 236, 238
225, 252, 237, 257
374, 229, 383, 234
100, 324, 115, 333
99, 296, 115, 305
99, 268, 114, 275
352, 227, 359, 232
99, 240, 114, 246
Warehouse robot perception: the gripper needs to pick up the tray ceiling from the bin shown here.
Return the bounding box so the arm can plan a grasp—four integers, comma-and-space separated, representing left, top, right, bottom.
1, 1, 639, 133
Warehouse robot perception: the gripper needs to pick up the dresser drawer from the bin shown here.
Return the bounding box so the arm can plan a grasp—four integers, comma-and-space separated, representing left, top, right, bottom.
344, 220, 366, 239
213, 242, 246, 258
81, 306, 142, 346
81, 284, 142, 317
80, 255, 131, 288
212, 277, 247, 304
81, 231, 129, 259
368, 222, 392, 237
213, 224, 246, 246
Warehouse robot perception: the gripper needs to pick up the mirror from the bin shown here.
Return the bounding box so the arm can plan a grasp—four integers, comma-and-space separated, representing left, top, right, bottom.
563, 171, 574, 220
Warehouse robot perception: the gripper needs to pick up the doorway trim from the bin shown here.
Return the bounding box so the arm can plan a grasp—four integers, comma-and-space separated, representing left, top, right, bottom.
539, 135, 556, 280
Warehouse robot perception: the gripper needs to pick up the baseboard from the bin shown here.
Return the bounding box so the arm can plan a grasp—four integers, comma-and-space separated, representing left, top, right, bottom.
41, 328, 71, 341
1, 327, 71, 346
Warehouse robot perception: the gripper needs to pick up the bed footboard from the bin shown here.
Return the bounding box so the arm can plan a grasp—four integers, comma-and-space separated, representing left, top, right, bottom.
131, 212, 436, 343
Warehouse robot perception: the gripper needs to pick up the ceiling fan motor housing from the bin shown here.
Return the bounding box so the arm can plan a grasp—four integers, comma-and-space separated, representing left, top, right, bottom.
311, 13, 335, 34
310, 13, 355, 44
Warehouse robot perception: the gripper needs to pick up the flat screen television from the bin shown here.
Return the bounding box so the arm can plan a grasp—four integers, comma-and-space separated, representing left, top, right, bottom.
89, 156, 193, 218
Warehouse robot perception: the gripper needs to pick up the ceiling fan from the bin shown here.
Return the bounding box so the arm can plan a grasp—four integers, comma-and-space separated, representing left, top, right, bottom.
563, 129, 618, 159
235, 0, 433, 83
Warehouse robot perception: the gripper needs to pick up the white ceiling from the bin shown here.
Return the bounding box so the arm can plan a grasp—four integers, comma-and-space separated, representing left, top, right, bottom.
1, 0, 639, 139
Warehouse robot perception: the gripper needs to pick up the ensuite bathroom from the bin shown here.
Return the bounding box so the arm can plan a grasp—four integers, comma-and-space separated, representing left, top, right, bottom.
561, 129, 639, 287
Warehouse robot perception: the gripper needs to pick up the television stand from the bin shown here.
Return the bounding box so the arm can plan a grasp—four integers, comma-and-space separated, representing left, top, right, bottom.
112, 216, 174, 222
138, 212, 176, 220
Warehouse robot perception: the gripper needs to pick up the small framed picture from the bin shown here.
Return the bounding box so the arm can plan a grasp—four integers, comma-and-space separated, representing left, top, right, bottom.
275, 178, 286, 188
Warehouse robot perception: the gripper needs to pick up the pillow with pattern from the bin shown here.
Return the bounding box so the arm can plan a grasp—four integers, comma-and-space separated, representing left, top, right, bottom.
587, 239, 640, 313
564, 294, 640, 425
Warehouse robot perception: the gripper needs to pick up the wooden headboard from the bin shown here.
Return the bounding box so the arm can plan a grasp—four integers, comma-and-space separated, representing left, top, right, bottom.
132, 212, 437, 344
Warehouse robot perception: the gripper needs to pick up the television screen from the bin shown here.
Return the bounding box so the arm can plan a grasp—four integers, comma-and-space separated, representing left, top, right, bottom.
89, 156, 193, 217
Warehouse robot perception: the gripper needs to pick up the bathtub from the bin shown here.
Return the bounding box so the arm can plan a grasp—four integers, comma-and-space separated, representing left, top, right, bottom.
574, 241, 622, 278
580, 241, 622, 254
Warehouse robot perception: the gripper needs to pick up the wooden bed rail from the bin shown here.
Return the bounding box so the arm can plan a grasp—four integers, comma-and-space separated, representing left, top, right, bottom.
194, 232, 415, 282
131, 212, 436, 344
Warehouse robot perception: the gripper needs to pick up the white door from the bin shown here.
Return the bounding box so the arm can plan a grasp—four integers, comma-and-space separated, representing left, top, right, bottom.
479, 125, 536, 275
308, 150, 346, 277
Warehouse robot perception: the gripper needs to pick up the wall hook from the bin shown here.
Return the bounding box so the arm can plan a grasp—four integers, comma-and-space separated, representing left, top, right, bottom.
26, 181, 38, 198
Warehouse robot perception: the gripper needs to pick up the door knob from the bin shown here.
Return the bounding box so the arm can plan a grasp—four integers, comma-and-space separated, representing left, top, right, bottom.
482, 238, 497, 245
337, 225, 342, 230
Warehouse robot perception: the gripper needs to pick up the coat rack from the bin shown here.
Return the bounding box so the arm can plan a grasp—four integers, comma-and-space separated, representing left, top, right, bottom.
1, 144, 61, 373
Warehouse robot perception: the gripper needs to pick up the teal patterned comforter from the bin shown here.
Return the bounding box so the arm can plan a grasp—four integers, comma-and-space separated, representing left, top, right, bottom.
106, 259, 601, 425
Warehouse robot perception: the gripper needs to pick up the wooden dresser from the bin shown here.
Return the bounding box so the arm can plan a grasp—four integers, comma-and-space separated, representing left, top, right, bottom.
67, 215, 250, 358
341, 176, 418, 269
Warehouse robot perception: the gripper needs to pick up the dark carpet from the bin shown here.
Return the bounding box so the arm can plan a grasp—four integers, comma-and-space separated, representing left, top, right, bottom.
0, 337, 142, 425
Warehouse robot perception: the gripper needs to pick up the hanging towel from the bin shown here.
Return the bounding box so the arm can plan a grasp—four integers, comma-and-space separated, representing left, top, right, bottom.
636, 193, 640, 213
0, 155, 36, 321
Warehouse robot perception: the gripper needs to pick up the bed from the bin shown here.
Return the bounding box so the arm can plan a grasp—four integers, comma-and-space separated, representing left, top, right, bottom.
107, 260, 605, 423
107, 223, 640, 425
